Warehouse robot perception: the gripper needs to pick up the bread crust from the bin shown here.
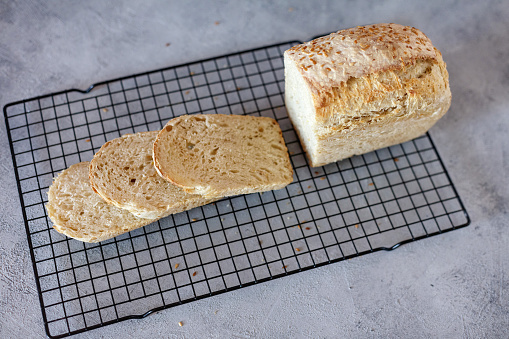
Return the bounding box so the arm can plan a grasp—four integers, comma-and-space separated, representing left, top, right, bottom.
285, 23, 445, 120
284, 23, 451, 167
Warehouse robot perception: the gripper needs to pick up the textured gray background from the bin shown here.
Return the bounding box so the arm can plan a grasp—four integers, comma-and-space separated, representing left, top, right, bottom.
1, 1, 508, 338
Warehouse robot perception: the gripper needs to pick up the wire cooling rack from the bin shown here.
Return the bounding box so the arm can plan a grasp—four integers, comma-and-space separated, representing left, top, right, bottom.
4, 41, 470, 338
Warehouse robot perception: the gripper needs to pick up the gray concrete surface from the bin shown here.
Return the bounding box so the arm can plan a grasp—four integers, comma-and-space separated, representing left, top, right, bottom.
1, 1, 508, 338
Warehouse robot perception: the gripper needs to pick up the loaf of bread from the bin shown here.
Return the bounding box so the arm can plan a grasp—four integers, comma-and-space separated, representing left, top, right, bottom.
89, 131, 217, 219
284, 23, 451, 167
47, 162, 158, 242
153, 114, 294, 198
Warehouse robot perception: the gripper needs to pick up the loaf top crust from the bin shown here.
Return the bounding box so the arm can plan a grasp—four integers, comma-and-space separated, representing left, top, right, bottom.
284, 23, 442, 97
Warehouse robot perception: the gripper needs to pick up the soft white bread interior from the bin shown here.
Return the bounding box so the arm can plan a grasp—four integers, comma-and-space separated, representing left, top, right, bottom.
89, 131, 216, 219
153, 114, 294, 198
284, 23, 451, 167
46, 162, 157, 243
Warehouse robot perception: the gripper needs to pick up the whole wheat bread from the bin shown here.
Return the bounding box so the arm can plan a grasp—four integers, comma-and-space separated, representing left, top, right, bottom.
89, 131, 216, 219
153, 114, 293, 198
46, 162, 157, 243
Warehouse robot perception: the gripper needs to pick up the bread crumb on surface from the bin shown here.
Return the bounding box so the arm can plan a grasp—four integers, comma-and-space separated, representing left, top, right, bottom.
178, 321, 183, 327
85, 139, 90, 142
288, 7, 294, 12
214, 21, 220, 25
394, 157, 400, 162
193, 271, 197, 276
355, 224, 359, 228
165, 42, 171, 47
174, 263, 179, 269
191, 218, 197, 222
368, 182, 374, 186
102, 108, 108, 112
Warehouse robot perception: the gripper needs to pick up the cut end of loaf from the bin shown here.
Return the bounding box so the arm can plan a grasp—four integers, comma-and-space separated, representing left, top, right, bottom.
284, 23, 451, 167
153, 114, 294, 198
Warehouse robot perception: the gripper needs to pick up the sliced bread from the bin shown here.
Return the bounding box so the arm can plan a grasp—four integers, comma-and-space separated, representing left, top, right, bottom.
153, 114, 294, 198
46, 162, 157, 243
89, 131, 217, 219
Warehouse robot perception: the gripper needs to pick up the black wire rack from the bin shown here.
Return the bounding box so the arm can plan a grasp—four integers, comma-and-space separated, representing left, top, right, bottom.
4, 41, 470, 338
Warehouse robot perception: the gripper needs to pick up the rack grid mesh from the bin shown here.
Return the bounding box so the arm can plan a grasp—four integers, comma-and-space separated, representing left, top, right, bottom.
4, 41, 470, 338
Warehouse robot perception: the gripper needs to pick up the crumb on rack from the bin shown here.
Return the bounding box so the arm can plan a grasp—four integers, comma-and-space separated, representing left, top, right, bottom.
193, 271, 197, 276
85, 139, 90, 142
185, 90, 190, 95
178, 321, 183, 327
102, 108, 108, 112
305, 227, 311, 230
174, 263, 179, 269
214, 21, 220, 25
295, 248, 301, 252
394, 157, 399, 162
368, 182, 374, 186
307, 185, 312, 189
191, 218, 197, 222
355, 224, 359, 228
166, 42, 171, 47
320, 177, 325, 180
237, 87, 242, 91
288, 7, 294, 12
190, 71, 195, 76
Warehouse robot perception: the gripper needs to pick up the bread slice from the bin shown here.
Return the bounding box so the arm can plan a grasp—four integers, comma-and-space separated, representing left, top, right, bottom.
46, 162, 157, 243
284, 23, 451, 167
153, 114, 294, 198
89, 131, 216, 219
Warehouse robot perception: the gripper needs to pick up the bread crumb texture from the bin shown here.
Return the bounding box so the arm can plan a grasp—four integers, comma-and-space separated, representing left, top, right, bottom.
153, 114, 294, 198
46, 162, 156, 243
89, 131, 216, 219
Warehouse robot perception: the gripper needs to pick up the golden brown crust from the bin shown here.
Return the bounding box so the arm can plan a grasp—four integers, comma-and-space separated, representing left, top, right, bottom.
284, 23, 444, 119
284, 23, 451, 167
